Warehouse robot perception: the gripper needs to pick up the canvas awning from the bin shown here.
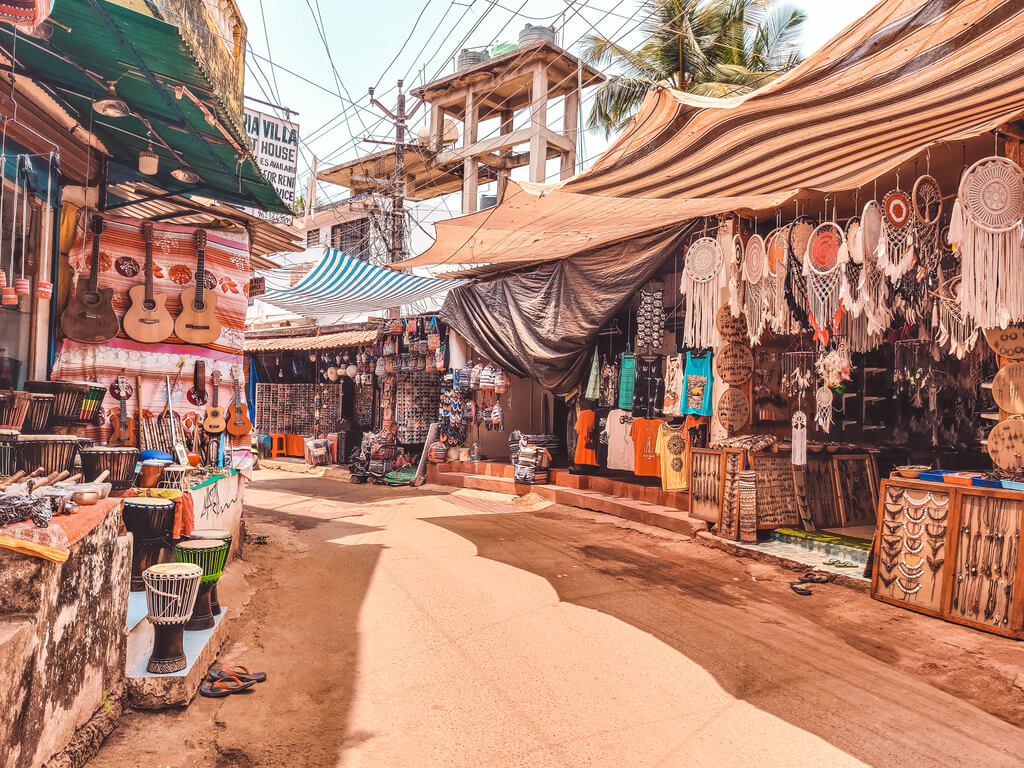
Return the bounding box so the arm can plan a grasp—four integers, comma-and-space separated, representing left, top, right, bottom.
402, 0, 1024, 272
0, 0, 290, 213
244, 329, 378, 353
259, 248, 461, 318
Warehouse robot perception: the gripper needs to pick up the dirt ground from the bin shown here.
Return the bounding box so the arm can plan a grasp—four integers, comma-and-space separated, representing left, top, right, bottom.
88, 470, 1024, 767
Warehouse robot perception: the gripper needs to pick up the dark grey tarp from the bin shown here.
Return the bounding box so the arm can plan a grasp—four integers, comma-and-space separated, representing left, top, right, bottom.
440, 228, 688, 397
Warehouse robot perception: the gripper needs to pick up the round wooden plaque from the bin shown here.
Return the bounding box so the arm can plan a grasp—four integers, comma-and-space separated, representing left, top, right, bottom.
716, 343, 754, 386
717, 387, 750, 434
985, 326, 1024, 360
987, 417, 1024, 472
992, 363, 1024, 413
716, 306, 748, 343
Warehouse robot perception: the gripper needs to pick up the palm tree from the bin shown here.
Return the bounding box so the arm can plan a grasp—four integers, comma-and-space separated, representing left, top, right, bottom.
581, 0, 807, 135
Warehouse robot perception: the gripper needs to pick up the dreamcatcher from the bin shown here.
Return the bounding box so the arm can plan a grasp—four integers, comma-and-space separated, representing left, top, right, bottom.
912, 174, 943, 277
783, 350, 815, 463
803, 222, 846, 345
785, 217, 814, 329
859, 200, 891, 334
680, 236, 724, 347
743, 234, 766, 343
950, 155, 1024, 328
880, 188, 915, 281
815, 385, 834, 433
726, 231, 744, 317
840, 217, 865, 316
766, 227, 794, 333
934, 275, 979, 359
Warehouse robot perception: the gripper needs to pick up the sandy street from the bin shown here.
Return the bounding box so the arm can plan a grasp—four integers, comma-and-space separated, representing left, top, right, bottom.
90, 469, 1024, 768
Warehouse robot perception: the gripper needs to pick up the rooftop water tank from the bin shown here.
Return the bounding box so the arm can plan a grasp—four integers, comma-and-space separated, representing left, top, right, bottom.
415, 119, 459, 147
457, 48, 489, 71
479, 194, 498, 210
519, 24, 556, 46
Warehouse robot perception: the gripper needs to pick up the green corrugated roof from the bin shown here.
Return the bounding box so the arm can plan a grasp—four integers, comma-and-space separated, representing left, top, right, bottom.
0, 0, 290, 214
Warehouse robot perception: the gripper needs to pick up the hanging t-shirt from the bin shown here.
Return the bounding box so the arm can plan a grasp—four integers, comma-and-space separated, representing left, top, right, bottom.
663, 353, 684, 416
630, 417, 663, 477
574, 409, 599, 466
656, 423, 689, 492
685, 414, 711, 448
618, 353, 637, 410
605, 409, 635, 471
600, 357, 619, 408
683, 351, 713, 416
593, 407, 612, 466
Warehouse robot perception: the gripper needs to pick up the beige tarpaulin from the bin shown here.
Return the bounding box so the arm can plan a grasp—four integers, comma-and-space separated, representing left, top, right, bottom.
401, 0, 1024, 273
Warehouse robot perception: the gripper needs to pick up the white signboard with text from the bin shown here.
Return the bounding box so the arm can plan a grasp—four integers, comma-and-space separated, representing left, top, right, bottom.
244, 107, 299, 224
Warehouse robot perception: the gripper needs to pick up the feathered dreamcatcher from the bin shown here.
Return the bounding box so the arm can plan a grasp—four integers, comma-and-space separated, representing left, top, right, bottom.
680, 236, 724, 348
803, 221, 846, 346
744, 234, 767, 343
880, 188, 915, 281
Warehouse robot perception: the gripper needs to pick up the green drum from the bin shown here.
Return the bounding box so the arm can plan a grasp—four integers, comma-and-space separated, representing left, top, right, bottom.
174, 539, 228, 631
187, 528, 233, 616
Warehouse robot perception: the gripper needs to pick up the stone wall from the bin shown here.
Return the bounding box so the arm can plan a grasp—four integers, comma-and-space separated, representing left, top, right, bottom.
0, 507, 131, 768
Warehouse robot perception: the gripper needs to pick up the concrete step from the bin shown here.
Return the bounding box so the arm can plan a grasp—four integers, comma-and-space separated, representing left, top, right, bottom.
430, 469, 706, 537
770, 528, 871, 565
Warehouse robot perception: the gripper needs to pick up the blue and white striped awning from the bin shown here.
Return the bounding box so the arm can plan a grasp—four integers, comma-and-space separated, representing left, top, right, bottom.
260, 248, 460, 317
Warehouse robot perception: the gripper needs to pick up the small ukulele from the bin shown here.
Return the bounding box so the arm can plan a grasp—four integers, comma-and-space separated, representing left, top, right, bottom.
123, 221, 174, 343
225, 367, 252, 437
174, 229, 221, 344
61, 216, 119, 343
202, 370, 226, 434
109, 375, 136, 447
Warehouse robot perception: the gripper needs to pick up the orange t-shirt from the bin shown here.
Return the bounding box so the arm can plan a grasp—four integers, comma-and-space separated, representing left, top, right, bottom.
630, 417, 663, 477
574, 409, 598, 466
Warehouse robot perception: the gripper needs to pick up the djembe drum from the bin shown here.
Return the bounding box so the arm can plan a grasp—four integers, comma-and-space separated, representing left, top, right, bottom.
123, 497, 176, 591
142, 562, 202, 673
174, 539, 228, 631
0, 429, 17, 477
23, 393, 55, 433
80, 447, 139, 490
17, 435, 79, 475
187, 529, 233, 615
158, 464, 191, 491
25, 380, 91, 425
0, 390, 30, 430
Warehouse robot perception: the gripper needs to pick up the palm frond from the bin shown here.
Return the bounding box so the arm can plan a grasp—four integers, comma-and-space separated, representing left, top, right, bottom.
586, 75, 659, 136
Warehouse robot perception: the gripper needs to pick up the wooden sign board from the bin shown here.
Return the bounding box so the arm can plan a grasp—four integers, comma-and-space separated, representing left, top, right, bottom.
716, 343, 754, 386
716, 306, 748, 344
992, 362, 1024, 413
985, 326, 1024, 360
987, 418, 1024, 472
717, 387, 750, 434
248, 275, 266, 298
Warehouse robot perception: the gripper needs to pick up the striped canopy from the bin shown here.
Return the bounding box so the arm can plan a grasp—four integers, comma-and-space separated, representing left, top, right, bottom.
402, 0, 1024, 273
260, 248, 460, 318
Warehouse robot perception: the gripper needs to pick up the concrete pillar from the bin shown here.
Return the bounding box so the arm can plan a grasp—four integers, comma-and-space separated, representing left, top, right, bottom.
498, 109, 513, 201
462, 90, 478, 214
561, 88, 579, 180
529, 63, 548, 184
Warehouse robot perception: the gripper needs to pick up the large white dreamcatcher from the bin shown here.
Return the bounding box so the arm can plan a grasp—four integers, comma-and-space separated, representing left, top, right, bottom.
743, 234, 767, 343
840, 217, 883, 352
950, 155, 1024, 328
880, 188, 915, 281
680, 236, 724, 348
803, 222, 846, 346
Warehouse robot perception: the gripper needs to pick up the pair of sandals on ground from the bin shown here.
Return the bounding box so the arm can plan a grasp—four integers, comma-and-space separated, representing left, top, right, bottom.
200, 665, 268, 698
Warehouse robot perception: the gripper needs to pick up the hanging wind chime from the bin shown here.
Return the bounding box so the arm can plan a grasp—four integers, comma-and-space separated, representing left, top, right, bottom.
1, 155, 18, 306
680, 235, 724, 348
36, 152, 53, 300
14, 155, 30, 297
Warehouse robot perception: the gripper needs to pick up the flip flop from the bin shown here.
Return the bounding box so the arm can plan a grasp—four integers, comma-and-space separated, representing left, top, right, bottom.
199, 675, 257, 698
790, 582, 813, 596
823, 559, 857, 568
208, 665, 267, 684
799, 572, 829, 584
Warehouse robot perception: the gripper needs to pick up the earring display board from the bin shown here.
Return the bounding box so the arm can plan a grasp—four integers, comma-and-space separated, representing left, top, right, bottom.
991, 362, 1024, 413
804, 454, 842, 529
985, 326, 1024, 360
716, 448, 747, 540
832, 454, 879, 526
716, 344, 754, 386
749, 452, 801, 529
689, 448, 725, 523
716, 306, 748, 343
871, 480, 1024, 639
717, 387, 750, 434
987, 417, 1024, 472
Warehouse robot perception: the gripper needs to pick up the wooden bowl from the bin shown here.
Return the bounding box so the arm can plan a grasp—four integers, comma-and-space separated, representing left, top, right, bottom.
894, 465, 931, 479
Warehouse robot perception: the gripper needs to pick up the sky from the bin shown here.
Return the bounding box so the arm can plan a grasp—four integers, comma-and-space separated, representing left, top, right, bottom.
236, 0, 877, 212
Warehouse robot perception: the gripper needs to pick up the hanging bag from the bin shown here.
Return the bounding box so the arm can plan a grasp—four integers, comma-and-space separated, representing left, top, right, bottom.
427, 317, 442, 350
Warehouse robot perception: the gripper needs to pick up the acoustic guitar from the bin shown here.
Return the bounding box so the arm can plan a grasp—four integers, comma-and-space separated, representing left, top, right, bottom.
225, 369, 252, 437
60, 216, 119, 343
202, 370, 226, 434
123, 221, 174, 343
109, 375, 136, 447
174, 229, 221, 344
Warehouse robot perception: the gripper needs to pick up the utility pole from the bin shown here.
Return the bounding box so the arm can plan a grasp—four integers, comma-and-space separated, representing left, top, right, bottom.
367, 80, 421, 265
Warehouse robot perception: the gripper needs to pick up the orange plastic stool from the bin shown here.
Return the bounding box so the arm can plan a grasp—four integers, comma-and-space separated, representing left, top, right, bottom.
270, 433, 286, 458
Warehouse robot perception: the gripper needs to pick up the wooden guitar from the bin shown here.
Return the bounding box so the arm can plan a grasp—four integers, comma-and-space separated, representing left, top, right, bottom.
225, 368, 252, 437
202, 370, 226, 434
109, 375, 136, 447
174, 229, 221, 344
123, 221, 174, 343
60, 216, 119, 343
